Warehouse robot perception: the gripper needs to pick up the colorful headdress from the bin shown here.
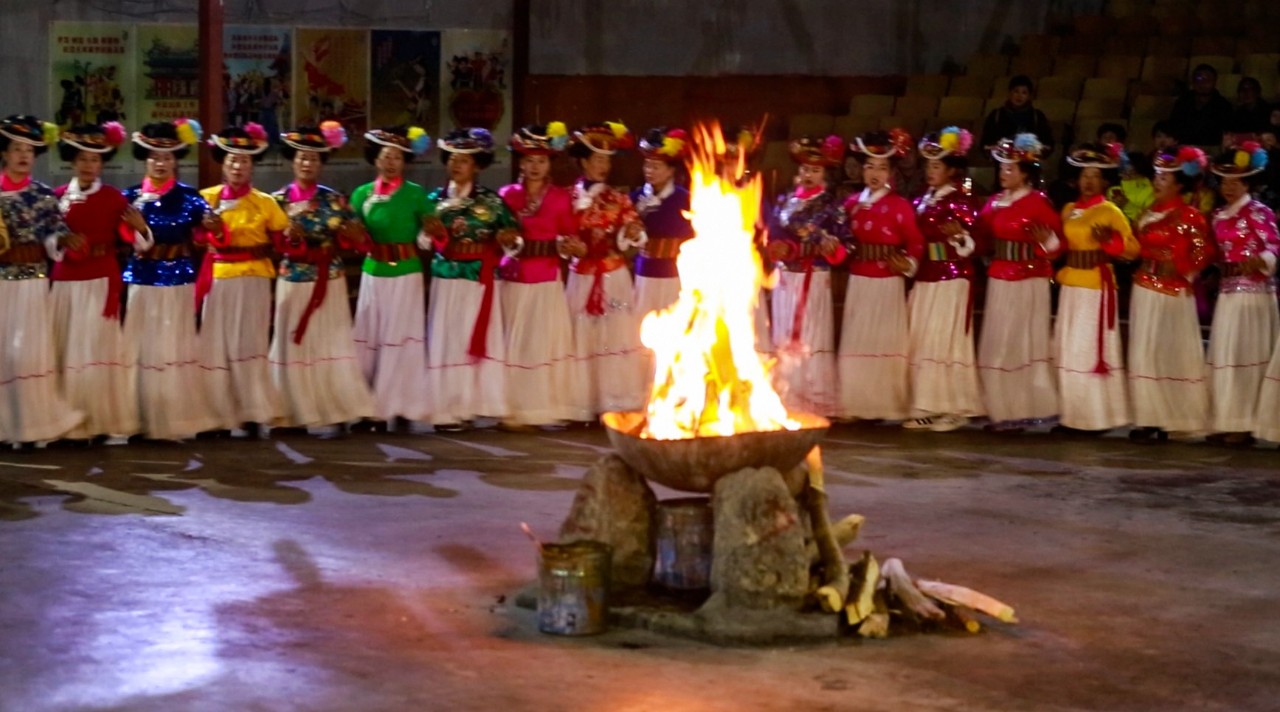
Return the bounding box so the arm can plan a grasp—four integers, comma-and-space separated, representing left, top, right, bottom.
1211, 141, 1268, 178
509, 121, 569, 156
571, 121, 636, 155
1066, 142, 1125, 170
365, 126, 431, 156
1152, 146, 1208, 177
638, 127, 690, 164
59, 121, 127, 155
0, 115, 56, 148
723, 124, 763, 162
438, 127, 496, 155
918, 126, 973, 160
852, 128, 914, 159
132, 118, 202, 153
209, 123, 270, 157
992, 133, 1045, 164
788, 134, 846, 167
281, 121, 348, 153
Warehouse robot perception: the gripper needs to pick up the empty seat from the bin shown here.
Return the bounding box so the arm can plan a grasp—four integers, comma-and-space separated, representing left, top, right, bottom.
1107, 0, 1154, 18
877, 115, 926, 136
1037, 75, 1085, 101
1131, 94, 1177, 118
1011, 53, 1054, 78
1218, 74, 1244, 95
1105, 36, 1148, 56
788, 113, 836, 139
1128, 118, 1159, 152
1082, 77, 1130, 101
1054, 54, 1098, 78
948, 75, 992, 98
849, 94, 895, 116
966, 53, 1010, 78
1073, 14, 1112, 36
1145, 36, 1191, 56
989, 75, 1015, 99
1114, 15, 1158, 36
937, 96, 985, 120
894, 95, 940, 119
1037, 98, 1078, 123
1076, 98, 1126, 119
1141, 55, 1188, 81
832, 115, 880, 139
905, 74, 950, 96
1074, 117, 1129, 145
1019, 34, 1061, 56
1192, 36, 1238, 56
1188, 54, 1237, 79
1097, 55, 1145, 80
1060, 35, 1108, 56
1240, 53, 1280, 79
923, 116, 976, 133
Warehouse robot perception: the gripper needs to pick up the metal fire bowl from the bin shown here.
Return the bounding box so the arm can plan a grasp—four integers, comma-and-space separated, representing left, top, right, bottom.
601, 411, 830, 494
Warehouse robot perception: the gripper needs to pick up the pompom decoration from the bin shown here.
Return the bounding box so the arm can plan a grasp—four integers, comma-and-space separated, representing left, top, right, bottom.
606, 121, 628, 140
407, 126, 431, 155
953, 127, 973, 155
1251, 146, 1268, 171
1235, 150, 1251, 169
737, 129, 756, 153
42, 121, 59, 147
244, 122, 268, 143
546, 121, 567, 138
1176, 146, 1206, 177
1013, 133, 1042, 154
821, 134, 846, 164
319, 120, 348, 149
659, 135, 685, 157
175, 118, 202, 146
888, 128, 913, 157
102, 121, 126, 147
939, 130, 959, 152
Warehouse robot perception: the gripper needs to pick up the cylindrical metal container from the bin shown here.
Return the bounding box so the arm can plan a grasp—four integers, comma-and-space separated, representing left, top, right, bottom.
537, 540, 612, 636
652, 497, 714, 591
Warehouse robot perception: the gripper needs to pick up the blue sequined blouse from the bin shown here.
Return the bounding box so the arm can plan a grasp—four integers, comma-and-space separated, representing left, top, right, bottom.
121, 182, 209, 287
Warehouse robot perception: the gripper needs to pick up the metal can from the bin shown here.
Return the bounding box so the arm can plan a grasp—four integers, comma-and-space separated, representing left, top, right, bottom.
537, 540, 612, 636
652, 497, 714, 591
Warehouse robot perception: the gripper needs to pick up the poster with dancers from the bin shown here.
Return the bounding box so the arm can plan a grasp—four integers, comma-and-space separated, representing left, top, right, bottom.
294, 28, 369, 166
439, 30, 511, 165
136, 24, 200, 166
49, 22, 136, 177
224, 26, 291, 165
369, 30, 442, 142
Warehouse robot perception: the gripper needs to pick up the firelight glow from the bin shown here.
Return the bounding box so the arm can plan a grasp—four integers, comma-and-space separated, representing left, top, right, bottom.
639, 123, 800, 440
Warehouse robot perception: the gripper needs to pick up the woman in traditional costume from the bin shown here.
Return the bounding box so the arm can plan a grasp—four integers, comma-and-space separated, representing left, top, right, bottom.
631, 127, 694, 318
838, 129, 924, 422
269, 123, 376, 434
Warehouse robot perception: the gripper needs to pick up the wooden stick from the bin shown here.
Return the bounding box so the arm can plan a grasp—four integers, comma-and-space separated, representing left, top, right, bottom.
806, 513, 865, 564
804, 448, 850, 613
845, 551, 880, 625
881, 558, 945, 623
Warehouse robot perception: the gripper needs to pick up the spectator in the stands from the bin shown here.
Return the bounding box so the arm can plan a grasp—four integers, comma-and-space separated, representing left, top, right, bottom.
1151, 121, 1178, 153
1230, 77, 1271, 135
1109, 151, 1154, 223
980, 75, 1054, 153
1096, 122, 1126, 147
1168, 64, 1234, 147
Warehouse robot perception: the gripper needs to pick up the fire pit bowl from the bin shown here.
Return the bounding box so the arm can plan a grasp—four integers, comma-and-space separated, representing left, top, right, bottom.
601, 411, 830, 493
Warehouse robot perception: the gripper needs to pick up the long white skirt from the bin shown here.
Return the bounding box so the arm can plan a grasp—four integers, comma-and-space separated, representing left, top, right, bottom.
502, 280, 590, 424
769, 270, 839, 416
1128, 286, 1210, 433
51, 278, 140, 438
426, 277, 508, 424
1053, 285, 1130, 430
353, 272, 432, 422
1254, 335, 1280, 442
201, 276, 284, 428
838, 275, 910, 420
0, 279, 83, 443
124, 283, 223, 439
634, 275, 681, 320
1208, 291, 1277, 433
978, 277, 1059, 426
907, 278, 984, 417
565, 268, 647, 415
270, 278, 376, 428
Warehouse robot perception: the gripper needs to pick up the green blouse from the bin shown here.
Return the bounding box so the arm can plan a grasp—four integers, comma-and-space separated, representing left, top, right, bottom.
350, 180, 429, 277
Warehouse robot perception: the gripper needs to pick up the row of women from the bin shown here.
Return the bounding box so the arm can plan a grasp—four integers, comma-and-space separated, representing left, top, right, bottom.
0, 114, 691, 445
773, 126, 1280, 445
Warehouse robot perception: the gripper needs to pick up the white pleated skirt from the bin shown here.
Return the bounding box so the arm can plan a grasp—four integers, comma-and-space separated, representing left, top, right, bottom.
51, 278, 140, 438
565, 268, 647, 416
201, 276, 285, 428
426, 277, 508, 424
1127, 286, 1210, 433
838, 275, 910, 420
769, 270, 838, 417
501, 280, 590, 424
124, 283, 223, 439
1207, 291, 1277, 433
907, 278, 984, 418
352, 272, 432, 422
1053, 285, 1130, 430
978, 277, 1059, 426
0, 279, 83, 443
270, 277, 376, 428
634, 275, 681, 320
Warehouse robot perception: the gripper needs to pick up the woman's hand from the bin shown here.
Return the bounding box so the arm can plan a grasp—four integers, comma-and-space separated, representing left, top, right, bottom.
121, 205, 149, 234
59, 233, 87, 252
201, 211, 221, 232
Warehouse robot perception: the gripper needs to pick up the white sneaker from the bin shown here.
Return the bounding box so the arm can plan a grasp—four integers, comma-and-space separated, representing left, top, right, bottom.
930, 414, 969, 433
104, 435, 130, 446
903, 417, 936, 430
229, 427, 250, 438
307, 425, 339, 438
34, 440, 50, 449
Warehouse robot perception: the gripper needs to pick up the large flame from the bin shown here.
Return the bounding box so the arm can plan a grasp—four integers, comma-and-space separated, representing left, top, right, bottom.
639, 123, 799, 440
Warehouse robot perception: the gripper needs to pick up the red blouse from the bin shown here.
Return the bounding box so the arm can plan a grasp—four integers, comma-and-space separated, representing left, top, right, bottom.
499, 182, 574, 284
974, 189, 1064, 281
1133, 198, 1214, 295
914, 185, 978, 282
843, 190, 925, 278
52, 182, 131, 318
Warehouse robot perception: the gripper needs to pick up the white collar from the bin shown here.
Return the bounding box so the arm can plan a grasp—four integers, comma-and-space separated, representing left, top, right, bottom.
636, 181, 675, 213
60, 178, 101, 213
1136, 207, 1175, 230
994, 186, 1032, 208
573, 180, 607, 211
447, 181, 473, 200
1214, 193, 1253, 222
855, 186, 890, 207
917, 184, 956, 213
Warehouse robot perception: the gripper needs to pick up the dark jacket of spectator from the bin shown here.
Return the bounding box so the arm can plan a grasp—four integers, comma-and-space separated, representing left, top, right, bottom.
980, 102, 1054, 152
1169, 67, 1234, 147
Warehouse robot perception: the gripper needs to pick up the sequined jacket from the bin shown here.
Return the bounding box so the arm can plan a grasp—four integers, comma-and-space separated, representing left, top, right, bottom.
0, 179, 69, 280
121, 182, 208, 287
1210, 195, 1280, 294
570, 180, 643, 276
1133, 199, 1213, 296
271, 184, 355, 283
766, 188, 848, 272
913, 185, 978, 282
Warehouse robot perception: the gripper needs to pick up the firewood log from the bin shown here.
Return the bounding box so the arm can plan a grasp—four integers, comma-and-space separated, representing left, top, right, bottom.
844, 550, 880, 625
804, 448, 850, 613
916, 579, 1018, 623
857, 589, 890, 639
881, 558, 945, 623
806, 513, 865, 564
939, 603, 981, 633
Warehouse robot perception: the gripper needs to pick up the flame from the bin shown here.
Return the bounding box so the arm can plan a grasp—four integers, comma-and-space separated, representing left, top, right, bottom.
639, 123, 799, 439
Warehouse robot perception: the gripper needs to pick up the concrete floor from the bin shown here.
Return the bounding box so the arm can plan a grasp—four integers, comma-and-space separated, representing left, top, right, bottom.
1, 425, 1278, 712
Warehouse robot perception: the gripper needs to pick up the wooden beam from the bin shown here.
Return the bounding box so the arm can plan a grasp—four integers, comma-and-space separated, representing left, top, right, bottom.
510, 0, 530, 182
197, 0, 224, 188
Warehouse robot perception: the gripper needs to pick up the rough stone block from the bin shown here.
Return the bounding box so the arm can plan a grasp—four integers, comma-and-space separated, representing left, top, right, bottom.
559, 454, 657, 588
709, 466, 809, 611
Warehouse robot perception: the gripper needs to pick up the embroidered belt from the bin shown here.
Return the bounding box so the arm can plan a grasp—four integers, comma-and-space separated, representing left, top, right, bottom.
926, 242, 951, 261
443, 241, 489, 259
1220, 262, 1249, 278
854, 243, 898, 261
138, 243, 191, 260
1139, 259, 1179, 278
1065, 249, 1108, 269
993, 239, 1037, 261
367, 242, 417, 263
641, 236, 686, 259
210, 244, 273, 261
0, 243, 46, 264
520, 240, 561, 258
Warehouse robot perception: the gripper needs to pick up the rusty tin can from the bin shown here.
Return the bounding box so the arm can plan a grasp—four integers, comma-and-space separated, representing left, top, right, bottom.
537, 540, 612, 636
653, 497, 714, 591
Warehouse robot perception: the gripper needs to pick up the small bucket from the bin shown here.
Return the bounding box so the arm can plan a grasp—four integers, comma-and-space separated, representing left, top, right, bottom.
537, 540, 612, 636
652, 497, 714, 591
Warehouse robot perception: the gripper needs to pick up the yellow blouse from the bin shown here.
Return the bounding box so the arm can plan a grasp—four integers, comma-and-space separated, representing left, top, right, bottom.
1057, 199, 1139, 290
199, 186, 290, 279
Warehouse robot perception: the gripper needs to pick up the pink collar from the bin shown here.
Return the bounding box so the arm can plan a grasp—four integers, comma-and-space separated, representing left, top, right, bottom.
374, 176, 403, 196
220, 182, 252, 201
1, 173, 31, 192
141, 176, 176, 196
1073, 193, 1106, 210
794, 185, 824, 200
287, 182, 319, 203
